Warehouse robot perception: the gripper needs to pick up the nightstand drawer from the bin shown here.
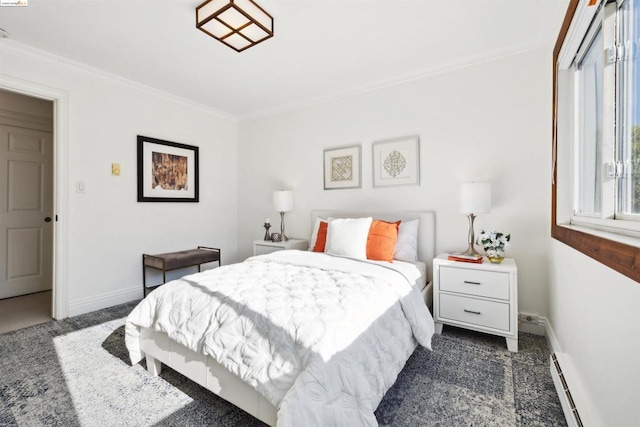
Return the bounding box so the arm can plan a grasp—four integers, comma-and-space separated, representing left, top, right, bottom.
439, 267, 509, 300
439, 293, 510, 331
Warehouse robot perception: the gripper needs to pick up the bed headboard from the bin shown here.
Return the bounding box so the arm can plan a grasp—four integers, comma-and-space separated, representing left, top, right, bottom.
310, 210, 436, 280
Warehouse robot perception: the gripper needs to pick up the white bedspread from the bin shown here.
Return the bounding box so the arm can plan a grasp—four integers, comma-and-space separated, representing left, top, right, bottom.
125, 250, 434, 426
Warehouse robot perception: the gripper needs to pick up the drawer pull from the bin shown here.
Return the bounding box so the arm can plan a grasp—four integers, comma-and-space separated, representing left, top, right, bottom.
464, 309, 481, 315
463, 280, 481, 285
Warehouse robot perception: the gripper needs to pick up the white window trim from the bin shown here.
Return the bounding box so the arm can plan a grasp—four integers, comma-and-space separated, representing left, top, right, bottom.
558, 0, 604, 69
557, 222, 640, 247
570, 215, 640, 238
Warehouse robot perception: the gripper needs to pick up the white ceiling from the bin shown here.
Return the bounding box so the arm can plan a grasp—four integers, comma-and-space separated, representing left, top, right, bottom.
0, 0, 568, 120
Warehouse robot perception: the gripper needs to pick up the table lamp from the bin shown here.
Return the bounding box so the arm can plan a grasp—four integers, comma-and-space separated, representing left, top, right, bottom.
273, 190, 294, 242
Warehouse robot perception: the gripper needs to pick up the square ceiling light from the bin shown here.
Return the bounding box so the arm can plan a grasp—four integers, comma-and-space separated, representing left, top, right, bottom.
196, 0, 274, 52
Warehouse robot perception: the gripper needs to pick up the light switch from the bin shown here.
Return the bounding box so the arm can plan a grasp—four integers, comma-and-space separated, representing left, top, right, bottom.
111, 163, 121, 176
76, 181, 86, 193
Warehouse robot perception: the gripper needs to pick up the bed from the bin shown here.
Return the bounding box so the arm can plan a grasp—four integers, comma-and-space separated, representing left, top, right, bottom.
125, 210, 436, 426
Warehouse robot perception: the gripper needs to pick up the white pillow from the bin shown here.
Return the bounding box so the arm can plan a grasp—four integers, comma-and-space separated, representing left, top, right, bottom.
394, 219, 419, 262
308, 217, 326, 250
325, 217, 373, 259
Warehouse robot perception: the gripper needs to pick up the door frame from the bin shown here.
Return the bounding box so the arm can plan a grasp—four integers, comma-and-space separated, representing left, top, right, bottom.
0, 75, 69, 319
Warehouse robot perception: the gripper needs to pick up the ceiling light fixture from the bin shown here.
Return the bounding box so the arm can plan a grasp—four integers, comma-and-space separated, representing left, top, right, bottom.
196, 0, 274, 52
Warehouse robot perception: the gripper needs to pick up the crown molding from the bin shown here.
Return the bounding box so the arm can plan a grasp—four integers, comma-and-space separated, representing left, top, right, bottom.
238, 42, 552, 122
1, 37, 552, 124
0, 39, 237, 122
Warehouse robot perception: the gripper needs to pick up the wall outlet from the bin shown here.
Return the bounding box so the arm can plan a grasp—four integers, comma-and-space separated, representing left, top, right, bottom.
518, 312, 539, 324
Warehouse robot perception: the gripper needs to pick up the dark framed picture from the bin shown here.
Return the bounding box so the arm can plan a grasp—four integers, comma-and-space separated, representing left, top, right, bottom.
137, 135, 199, 202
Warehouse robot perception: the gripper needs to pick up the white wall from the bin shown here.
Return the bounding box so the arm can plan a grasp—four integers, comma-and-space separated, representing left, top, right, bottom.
549, 241, 640, 426
238, 48, 552, 320
1, 41, 239, 315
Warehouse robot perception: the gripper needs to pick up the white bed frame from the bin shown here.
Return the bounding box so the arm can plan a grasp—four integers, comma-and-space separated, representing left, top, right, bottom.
138, 211, 435, 426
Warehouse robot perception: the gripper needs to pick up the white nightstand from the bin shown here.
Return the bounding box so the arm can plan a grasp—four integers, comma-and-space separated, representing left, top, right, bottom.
253, 239, 308, 256
433, 253, 518, 352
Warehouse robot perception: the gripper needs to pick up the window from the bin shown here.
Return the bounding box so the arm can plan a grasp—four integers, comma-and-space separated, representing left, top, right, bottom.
570, 0, 640, 229
617, 0, 640, 218
553, 0, 640, 283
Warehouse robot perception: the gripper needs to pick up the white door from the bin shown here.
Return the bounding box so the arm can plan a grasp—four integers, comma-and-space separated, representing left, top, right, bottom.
0, 124, 53, 299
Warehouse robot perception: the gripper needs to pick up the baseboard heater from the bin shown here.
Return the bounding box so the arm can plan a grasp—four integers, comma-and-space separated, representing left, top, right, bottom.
550, 353, 584, 427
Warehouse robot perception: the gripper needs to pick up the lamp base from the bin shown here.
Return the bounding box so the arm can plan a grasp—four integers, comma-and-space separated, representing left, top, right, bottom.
460, 213, 482, 257
460, 244, 482, 257
279, 211, 289, 242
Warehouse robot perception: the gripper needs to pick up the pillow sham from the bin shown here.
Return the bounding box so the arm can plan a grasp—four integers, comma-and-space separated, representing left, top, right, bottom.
309, 217, 326, 250
393, 219, 419, 262
325, 217, 373, 259
366, 220, 400, 262
312, 221, 329, 252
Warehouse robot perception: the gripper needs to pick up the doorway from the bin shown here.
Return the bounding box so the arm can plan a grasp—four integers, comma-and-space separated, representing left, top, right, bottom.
0, 89, 54, 330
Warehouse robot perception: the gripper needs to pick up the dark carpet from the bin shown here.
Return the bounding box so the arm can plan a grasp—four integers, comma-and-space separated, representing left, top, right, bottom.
0, 301, 566, 426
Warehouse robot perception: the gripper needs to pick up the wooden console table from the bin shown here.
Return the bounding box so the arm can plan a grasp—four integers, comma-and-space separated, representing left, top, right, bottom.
142, 246, 221, 296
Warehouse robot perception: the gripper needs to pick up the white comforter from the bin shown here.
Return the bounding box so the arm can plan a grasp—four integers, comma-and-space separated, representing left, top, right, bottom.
125, 250, 434, 426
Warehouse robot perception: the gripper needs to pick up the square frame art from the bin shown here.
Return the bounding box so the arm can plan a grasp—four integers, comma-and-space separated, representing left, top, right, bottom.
323, 145, 361, 190
372, 135, 420, 188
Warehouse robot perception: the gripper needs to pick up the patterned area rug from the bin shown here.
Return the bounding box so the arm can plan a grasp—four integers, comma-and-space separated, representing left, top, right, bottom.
0, 301, 566, 426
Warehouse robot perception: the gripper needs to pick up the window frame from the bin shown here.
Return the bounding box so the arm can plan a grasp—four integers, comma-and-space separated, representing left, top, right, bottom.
615, 0, 640, 221
573, 17, 605, 218
552, 0, 640, 284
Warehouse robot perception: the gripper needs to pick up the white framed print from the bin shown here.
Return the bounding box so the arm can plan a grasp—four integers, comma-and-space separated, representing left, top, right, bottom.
372, 135, 420, 188
323, 145, 361, 190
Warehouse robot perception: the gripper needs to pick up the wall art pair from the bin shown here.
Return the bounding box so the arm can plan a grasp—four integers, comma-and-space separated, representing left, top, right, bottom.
323, 135, 419, 190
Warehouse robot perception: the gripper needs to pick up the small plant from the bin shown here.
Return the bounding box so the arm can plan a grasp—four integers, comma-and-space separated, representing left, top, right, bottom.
477, 230, 511, 259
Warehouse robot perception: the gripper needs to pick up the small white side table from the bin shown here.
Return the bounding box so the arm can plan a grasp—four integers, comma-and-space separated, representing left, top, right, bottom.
253, 239, 308, 256
433, 253, 518, 352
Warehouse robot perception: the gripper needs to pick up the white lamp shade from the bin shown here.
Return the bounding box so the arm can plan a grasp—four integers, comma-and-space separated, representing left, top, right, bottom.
459, 182, 491, 214
273, 190, 294, 212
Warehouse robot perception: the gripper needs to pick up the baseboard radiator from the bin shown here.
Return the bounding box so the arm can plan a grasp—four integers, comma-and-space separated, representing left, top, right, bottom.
550, 353, 584, 427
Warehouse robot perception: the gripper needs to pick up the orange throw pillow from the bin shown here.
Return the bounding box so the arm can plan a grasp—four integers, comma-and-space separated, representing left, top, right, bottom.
366, 220, 400, 262
313, 221, 328, 252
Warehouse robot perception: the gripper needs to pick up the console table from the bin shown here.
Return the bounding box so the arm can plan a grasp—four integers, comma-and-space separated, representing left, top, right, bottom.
142, 246, 221, 296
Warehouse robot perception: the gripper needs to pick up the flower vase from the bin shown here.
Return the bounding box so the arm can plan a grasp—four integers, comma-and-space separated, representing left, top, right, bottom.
486, 249, 505, 264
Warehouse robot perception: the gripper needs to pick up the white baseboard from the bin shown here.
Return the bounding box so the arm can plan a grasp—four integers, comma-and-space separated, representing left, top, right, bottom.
518, 317, 546, 336
542, 315, 562, 353
68, 286, 140, 317
544, 316, 596, 427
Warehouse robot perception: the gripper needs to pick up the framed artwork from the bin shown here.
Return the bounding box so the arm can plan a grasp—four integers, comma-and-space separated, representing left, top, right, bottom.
323, 144, 361, 190
372, 135, 420, 188
137, 135, 199, 202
